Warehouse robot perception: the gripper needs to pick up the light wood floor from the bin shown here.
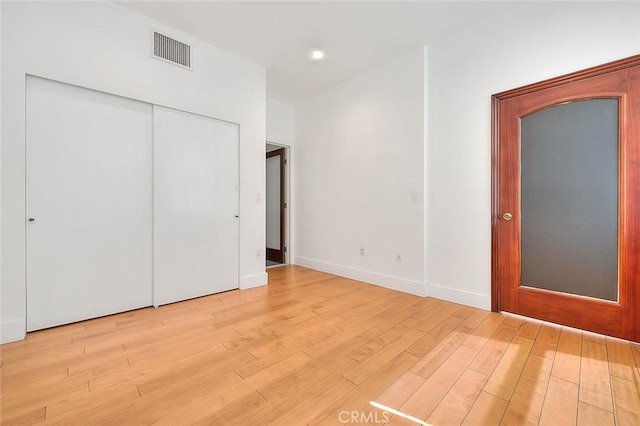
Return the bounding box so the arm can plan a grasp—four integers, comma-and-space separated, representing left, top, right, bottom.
1, 266, 639, 425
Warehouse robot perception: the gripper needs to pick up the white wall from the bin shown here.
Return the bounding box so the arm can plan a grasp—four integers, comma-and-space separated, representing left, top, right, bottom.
0, 4, 4, 342
1, 2, 266, 343
295, 47, 427, 296
267, 98, 294, 146
427, 2, 640, 309
266, 99, 294, 264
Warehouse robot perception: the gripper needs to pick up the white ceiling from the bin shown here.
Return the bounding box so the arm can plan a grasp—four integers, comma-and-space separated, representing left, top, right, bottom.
117, 1, 521, 104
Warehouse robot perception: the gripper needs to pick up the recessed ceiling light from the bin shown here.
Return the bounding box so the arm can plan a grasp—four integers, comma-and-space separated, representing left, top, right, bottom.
310, 50, 324, 60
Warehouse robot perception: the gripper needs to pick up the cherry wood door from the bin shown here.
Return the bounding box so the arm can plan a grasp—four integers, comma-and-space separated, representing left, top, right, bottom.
492, 55, 640, 342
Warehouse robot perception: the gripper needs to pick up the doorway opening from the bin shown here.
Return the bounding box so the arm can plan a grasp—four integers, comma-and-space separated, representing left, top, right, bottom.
266, 143, 288, 268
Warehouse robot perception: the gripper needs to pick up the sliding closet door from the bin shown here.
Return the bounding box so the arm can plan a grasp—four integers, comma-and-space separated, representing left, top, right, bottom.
153, 106, 240, 306
26, 77, 153, 331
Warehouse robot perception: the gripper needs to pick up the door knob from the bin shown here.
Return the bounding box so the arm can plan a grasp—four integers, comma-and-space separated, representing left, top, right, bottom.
502, 212, 513, 221
28, 218, 35, 222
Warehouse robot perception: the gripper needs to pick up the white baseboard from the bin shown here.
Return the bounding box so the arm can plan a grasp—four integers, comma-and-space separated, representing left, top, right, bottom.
295, 256, 427, 297
1, 318, 26, 344
239, 272, 268, 290
428, 283, 490, 310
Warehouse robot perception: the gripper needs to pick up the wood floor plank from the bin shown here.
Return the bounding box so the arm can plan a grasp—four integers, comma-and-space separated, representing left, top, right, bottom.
136, 349, 254, 396
43, 380, 142, 423
583, 330, 606, 345
606, 336, 638, 380
372, 370, 426, 411
121, 372, 253, 424
356, 303, 424, 342
577, 401, 614, 426
343, 329, 424, 385
579, 339, 614, 412
610, 374, 640, 425
501, 313, 525, 329
405, 314, 465, 357
267, 377, 356, 425
1, 265, 637, 425
462, 313, 506, 351
530, 323, 560, 358
427, 368, 489, 426
539, 376, 579, 426
388, 344, 478, 424
412, 303, 459, 333
631, 342, 640, 372
309, 351, 418, 426
461, 391, 508, 426
461, 309, 492, 330
500, 354, 552, 425
551, 326, 583, 384
500, 323, 560, 425
257, 339, 361, 401
89, 344, 227, 391
8, 322, 84, 346
1, 336, 77, 365
1, 373, 90, 414
410, 323, 475, 380
483, 335, 535, 401
1, 345, 85, 376
0, 366, 69, 397
227, 360, 359, 424
516, 317, 542, 340
298, 304, 403, 357
190, 391, 267, 426
0, 406, 47, 425
468, 322, 519, 377
349, 314, 422, 363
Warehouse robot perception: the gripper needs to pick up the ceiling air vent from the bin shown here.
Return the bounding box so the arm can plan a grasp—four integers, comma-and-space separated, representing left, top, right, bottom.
152, 31, 192, 70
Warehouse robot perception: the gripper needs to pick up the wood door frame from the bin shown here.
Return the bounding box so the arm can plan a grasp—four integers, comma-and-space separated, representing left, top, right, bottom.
491, 54, 640, 340
266, 147, 286, 263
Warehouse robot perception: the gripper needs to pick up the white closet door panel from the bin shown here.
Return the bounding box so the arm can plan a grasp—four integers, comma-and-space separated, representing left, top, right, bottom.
153, 106, 239, 306
26, 77, 153, 331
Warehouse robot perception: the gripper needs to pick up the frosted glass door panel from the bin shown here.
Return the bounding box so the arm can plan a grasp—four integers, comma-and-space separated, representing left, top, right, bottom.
520, 99, 618, 301
266, 155, 281, 249
153, 106, 239, 306
26, 77, 153, 331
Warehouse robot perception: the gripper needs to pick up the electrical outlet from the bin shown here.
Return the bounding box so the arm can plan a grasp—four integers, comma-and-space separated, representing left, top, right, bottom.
360, 247, 365, 256
256, 193, 262, 203
395, 252, 402, 263
410, 191, 418, 203
255, 248, 261, 257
